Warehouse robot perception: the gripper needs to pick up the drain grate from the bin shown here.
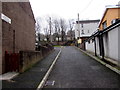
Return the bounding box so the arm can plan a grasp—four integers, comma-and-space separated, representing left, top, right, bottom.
44, 80, 55, 86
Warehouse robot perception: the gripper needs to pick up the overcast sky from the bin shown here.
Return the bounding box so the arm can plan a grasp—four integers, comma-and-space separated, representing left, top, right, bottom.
29, 0, 119, 20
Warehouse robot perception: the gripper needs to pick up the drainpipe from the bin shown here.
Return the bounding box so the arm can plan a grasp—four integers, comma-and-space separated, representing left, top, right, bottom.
99, 33, 105, 60
101, 34, 105, 60
13, 30, 15, 53
94, 37, 97, 56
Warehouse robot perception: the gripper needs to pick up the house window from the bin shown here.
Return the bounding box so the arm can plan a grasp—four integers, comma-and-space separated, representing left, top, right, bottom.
102, 21, 107, 29
81, 30, 84, 34
111, 19, 119, 24
88, 30, 89, 33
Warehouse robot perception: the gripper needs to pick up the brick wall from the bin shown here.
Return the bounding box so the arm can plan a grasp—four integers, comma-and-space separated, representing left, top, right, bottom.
2, 2, 36, 73
0, 1, 2, 74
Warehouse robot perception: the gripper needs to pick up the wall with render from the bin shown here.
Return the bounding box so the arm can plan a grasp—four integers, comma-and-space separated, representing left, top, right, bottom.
19, 45, 54, 73
19, 51, 43, 73
85, 24, 120, 62
103, 26, 119, 61
86, 40, 95, 53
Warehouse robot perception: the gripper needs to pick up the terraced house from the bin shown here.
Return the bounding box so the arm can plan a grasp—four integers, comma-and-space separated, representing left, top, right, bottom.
99, 5, 120, 30
85, 4, 120, 66
0, 1, 36, 74
75, 20, 100, 50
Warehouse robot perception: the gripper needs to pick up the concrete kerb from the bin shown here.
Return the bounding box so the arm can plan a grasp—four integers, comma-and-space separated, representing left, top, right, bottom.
0, 72, 19, 80
75, 46, 120, 75
37, 46, 62, 90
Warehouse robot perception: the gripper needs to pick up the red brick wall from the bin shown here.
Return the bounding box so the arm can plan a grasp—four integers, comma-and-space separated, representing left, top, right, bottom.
2, 2, 36, 73
0, 2, 2, 74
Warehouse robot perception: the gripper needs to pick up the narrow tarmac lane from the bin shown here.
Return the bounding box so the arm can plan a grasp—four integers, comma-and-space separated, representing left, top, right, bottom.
2, 47, 60, 89
44, 46, 120, 88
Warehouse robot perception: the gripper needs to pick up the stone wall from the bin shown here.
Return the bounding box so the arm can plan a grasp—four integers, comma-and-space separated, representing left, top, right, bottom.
19, 51, 43, 73
19, 45, 54, 73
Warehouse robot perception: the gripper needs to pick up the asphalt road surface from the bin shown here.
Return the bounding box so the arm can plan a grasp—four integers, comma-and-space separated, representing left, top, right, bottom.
44, 46, 120, 88
2, 47, 60, 89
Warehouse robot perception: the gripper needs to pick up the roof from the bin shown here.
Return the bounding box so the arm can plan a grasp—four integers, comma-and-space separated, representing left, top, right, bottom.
86, 20, 120, 42
76, 20, 100, 24
98, 5, 120, 28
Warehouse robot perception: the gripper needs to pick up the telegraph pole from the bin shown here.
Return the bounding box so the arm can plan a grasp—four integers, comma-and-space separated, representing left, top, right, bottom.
78, 13, 80, 38
77, 13, 81, 46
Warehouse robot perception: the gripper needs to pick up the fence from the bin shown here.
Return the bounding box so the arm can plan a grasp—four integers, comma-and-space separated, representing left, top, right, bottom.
5, 51, 20, 72
4, 44, 54, 73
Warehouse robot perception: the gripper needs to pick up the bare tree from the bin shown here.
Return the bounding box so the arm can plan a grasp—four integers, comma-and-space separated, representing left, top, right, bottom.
60, 18, 67, 42
44, 27, 50, 42
53, 18, 60, 42
46, 16, 53, 42
35, 17, 41, 46
68, 19, 74, 40
36, 18, 41, 33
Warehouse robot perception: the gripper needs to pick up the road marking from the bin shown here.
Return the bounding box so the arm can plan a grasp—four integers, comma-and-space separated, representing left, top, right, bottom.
44, 80, 55, 86
37, 47, 62, 90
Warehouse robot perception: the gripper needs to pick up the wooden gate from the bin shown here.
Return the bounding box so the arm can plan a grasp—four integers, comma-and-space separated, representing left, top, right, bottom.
5, 51, 20, 72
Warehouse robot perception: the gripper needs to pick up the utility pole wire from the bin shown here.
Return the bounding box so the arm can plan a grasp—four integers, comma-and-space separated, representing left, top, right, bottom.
78, 0, 93, 18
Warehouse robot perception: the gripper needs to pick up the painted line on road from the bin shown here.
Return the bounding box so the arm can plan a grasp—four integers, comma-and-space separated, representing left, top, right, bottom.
37, 47, 62, 90
75, 46, 120, 75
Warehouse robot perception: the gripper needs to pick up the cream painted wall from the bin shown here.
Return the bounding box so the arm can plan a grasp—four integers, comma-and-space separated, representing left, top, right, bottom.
85, 25, 119, 61
106, 26, 119, 61
75, 21, 99, 39
86, 40, 95, 53
118, 26, 120, 66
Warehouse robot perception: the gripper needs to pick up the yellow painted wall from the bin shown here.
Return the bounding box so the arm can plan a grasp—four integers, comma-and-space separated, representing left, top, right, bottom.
99, 8, 120, 30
